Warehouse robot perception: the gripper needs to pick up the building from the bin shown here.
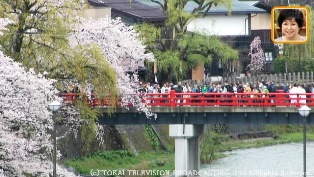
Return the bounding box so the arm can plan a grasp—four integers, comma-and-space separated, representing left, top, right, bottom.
87, 0, 280, 80
87, 0, 166, 23
181, 0, 269, 77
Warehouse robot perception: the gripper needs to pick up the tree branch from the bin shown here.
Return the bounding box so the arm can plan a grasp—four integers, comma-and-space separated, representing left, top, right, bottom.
151, 0, 165, 12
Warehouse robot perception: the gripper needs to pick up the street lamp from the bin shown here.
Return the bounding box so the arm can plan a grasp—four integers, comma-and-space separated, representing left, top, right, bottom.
48, 100, 62, 177
298, 105, 311, 177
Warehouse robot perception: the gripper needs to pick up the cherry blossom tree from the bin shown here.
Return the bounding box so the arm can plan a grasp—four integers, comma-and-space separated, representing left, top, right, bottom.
0, 0, 119, 117
70, 17, 155, 117
0, 18, 79, 177
0, 11, 157, 177
247, 36, 266, 73
1, 0, 155, 116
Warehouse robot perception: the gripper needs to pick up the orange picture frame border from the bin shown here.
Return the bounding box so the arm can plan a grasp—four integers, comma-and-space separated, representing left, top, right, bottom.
271, 6, 310, 44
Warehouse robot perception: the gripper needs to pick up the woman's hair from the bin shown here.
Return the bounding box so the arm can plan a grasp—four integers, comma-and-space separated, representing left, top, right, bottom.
278, 9, 304, 29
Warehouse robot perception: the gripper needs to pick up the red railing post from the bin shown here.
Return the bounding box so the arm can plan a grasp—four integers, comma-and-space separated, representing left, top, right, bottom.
201, 93, 205, 107
263, 94, 269, 107
297, 94, 300, 107
170, 90, 176, 108
276, 90, 284, 105
184, 92, 190, 106
232, 93, 236, 107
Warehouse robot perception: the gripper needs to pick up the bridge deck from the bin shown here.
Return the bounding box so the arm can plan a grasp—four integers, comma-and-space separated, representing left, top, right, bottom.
98, 106, 314, 125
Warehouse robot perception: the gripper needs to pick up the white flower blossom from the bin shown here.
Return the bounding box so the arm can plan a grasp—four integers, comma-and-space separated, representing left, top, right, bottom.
70, 17, 156, 118
0, 19, 79, 177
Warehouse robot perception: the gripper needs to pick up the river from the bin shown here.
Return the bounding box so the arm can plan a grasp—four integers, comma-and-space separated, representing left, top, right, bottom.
201, 142, 314, 177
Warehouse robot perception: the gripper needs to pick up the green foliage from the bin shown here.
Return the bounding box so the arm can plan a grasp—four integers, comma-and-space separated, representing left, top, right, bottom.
180, 33, 238, 63
65, 151, 174, 175
187, 53, 209, 69
80, 121, 97, 155
200, 125, 229, 163
274, 55, 314, 73
135, 23, 161, 48
86, 150, 135, 160
136, 0, 238, 82
264, 125, 314, 134
144, 125, 161, 151
68, 45, 118, 107
276, 132, 314, 142
0, 0, 85, 62
304, 59, 314, 71
200, 131, 220, 163
154, 50, 183, 82
166, 1, 194, 31
273, 56, 286, 73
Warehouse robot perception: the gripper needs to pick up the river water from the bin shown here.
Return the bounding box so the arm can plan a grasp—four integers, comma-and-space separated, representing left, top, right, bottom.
201, 142, 314, 177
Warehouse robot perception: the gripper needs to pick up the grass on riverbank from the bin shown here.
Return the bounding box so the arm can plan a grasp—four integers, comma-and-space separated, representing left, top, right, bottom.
220, 132, 314, 152
64, 150, 174, 175
64, 131, 314, 176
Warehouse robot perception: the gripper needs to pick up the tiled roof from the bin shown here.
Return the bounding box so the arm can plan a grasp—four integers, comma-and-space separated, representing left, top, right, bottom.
88, 0, 266, 22
88, 0, 166, 22
258, 0, 313, 6
256, 0, 314, 13
135, 0, 160, 7
184, 0, 266, 14
136, 0, 265, 14
240, 1, 259, 6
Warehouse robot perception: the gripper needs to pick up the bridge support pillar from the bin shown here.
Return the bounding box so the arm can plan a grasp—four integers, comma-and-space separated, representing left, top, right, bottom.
169, 124, 204, 177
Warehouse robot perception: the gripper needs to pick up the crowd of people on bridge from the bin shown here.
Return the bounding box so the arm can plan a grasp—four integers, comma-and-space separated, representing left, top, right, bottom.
61, 80, 314, 105
138, 79, 313, 104
139, 80, 312, 94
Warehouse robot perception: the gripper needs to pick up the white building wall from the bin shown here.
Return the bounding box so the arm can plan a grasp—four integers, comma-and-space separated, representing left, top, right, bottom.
86, 7, 111, 20
251, 13, 271, 30
187, 15, 249, 36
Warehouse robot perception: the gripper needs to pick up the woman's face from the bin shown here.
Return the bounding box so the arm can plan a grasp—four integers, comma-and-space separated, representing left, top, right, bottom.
281, 18, 300, 40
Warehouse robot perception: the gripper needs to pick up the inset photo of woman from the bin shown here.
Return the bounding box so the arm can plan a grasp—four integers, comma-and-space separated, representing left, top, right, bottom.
271, 6, 310, 44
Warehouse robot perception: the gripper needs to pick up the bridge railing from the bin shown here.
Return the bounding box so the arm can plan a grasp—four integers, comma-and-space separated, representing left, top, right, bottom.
59, 91, 314, 108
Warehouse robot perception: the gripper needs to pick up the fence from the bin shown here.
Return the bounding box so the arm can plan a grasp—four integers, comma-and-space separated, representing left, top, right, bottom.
184, 71, 314, 86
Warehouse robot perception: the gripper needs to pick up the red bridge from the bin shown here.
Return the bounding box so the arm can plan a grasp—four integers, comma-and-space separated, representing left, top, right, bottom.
58, 90, 314, 125
60, 90, 314, 108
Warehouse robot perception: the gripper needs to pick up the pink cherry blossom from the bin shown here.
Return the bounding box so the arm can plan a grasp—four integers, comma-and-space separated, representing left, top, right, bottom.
71, 17, 156, 117
0, 19, 79, 177
247, 36, 266, 72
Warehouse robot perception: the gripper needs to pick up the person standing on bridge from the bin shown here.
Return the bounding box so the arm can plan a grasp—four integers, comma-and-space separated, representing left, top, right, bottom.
232, 83, 238, 93
289, 83, 299, 105
267, 81, 276, 103
175, 82, 183, 103
261, 85, 269, 100
201, 84, 208, 93
182, 83, 191, 103
244, 84, 252, 93
223, 81, 232, 93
